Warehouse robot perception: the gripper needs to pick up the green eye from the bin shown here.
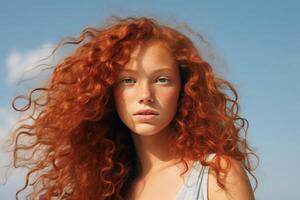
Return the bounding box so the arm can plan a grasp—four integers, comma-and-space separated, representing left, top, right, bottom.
121, 78, 135, 84
157, 77, 170, 83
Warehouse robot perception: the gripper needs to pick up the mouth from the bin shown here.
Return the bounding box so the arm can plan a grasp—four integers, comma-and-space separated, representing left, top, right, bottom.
133, 114, 158, 121
134, 113, 158, 115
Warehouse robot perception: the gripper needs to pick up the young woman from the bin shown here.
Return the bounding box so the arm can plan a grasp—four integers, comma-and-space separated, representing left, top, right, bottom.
7, 16, 258, 200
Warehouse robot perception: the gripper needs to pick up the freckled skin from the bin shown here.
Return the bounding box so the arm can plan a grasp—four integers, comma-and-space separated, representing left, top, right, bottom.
112, 40, 181, 137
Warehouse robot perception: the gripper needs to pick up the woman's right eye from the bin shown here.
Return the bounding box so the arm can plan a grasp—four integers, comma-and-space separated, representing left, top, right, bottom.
121, 78, 135, 84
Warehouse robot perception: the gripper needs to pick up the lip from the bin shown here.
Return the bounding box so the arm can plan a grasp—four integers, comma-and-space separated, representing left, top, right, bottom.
133, 114, 158, 121
133, 109, 159, 115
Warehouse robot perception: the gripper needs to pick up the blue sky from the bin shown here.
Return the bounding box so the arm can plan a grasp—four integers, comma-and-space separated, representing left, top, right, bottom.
0, 0, 299, 199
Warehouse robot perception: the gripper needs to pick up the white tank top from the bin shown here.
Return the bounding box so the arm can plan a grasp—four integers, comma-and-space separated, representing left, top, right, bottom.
174, 153, 216, 200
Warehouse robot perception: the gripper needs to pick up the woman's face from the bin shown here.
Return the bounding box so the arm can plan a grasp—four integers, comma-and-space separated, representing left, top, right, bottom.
113, 40, 182, 136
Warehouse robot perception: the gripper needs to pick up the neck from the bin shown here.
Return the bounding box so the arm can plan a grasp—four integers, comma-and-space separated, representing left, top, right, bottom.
130, 126, 180, 178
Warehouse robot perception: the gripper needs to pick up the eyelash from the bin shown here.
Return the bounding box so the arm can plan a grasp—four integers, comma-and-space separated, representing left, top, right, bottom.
120, 77, 170, 84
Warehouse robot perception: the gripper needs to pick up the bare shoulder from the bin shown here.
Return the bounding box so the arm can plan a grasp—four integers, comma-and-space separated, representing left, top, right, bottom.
208, 155, 255, 200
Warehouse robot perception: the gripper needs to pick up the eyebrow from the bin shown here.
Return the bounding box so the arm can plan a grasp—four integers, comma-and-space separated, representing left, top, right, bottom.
119, 68, 174, 73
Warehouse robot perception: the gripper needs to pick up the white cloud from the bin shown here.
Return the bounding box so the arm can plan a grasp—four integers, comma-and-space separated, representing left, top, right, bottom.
5, 42, 56, 84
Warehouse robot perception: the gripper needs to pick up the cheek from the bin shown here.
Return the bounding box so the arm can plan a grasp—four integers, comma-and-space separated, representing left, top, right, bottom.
113, 87, 134, 118
157, 88, 180, 107
113, 88, 126, 111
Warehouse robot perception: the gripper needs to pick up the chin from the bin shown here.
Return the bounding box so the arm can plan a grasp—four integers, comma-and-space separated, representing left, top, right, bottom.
130, 126, 162, 136
131, 125, 171, 137
131, 130, 159, 136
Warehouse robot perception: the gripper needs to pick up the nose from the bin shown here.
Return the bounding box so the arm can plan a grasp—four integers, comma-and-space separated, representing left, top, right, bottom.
138, 81, 154, 104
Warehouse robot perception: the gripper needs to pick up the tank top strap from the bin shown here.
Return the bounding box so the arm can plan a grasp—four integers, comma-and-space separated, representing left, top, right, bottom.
188, 153, 216, 186
174, 153, 216, 200
199, 153, 216, 200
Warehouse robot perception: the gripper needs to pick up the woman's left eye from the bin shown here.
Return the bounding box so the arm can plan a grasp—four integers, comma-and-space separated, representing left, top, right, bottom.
156, 77, 170, 83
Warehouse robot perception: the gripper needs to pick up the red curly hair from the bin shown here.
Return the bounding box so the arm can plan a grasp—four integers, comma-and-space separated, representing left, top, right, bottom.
6, 16, 258, 199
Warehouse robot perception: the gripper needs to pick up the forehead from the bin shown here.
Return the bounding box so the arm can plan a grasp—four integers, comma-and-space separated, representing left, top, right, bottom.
121, 40, 177, 73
